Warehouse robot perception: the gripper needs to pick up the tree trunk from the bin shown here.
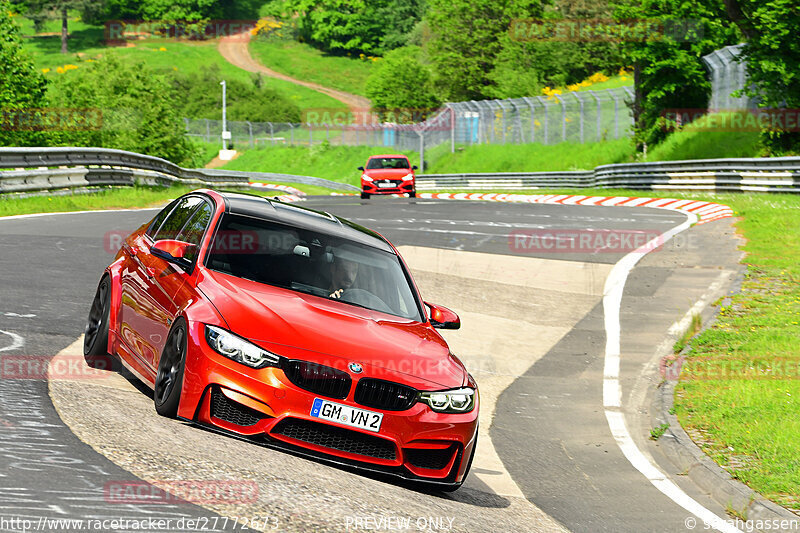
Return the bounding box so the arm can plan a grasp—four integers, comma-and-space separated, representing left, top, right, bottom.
61, 6, 68, 54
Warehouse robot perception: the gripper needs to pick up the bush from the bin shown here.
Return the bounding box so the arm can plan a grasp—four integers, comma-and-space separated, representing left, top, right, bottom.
171, 65, 301, 123
45, 55, 199, 165
365, 45, 440, 122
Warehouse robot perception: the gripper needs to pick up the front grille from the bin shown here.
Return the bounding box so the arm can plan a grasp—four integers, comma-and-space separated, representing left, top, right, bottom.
283, 360, 351, 399
272, 418, 396, 460
354, 378, 418, 411
405, 445, 457, 470
210, 388, 266, 427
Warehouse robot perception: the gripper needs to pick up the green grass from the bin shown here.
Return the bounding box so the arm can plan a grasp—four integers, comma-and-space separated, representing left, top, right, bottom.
425, 139, 636, 172
220, 144, 419, 185
249, 38, 374, 97
0, 181, 337, 218
19, 19, 344, 113
647, 114, 762, 161
0, 185, 195, 217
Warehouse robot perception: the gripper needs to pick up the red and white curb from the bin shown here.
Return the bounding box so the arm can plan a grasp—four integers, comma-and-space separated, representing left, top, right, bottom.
248, 182, 305, 203
418, 193, 734, 225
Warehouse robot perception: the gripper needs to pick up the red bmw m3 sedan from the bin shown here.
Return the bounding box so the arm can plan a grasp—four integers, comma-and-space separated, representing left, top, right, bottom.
84, 189, 478, 490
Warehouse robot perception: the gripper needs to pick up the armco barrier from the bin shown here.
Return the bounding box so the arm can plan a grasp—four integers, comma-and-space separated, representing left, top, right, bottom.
417, 156, 800, 193
0, 147, 359, 194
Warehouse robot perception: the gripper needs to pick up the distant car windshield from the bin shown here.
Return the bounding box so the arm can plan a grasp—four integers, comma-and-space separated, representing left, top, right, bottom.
366, 157, 410, 170
205, 213, 422, 321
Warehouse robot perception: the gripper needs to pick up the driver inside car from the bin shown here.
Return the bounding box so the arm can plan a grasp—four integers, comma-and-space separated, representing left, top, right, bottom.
328, 257, 359, 299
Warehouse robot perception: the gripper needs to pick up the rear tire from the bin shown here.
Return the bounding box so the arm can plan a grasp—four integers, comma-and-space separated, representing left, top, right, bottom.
409, 191, 416, 198
361, 192, 370, 199
84, 277, 110, 360
154, 318, 187, 418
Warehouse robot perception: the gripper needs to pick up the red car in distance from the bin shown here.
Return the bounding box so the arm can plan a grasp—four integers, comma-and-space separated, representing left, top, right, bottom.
359, 154, 417, 199
84, 190, 478, 490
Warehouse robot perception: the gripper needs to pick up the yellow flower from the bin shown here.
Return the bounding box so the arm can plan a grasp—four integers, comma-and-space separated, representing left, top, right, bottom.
41, 68, 51, 74
64, 64, 78, 71
56, 66, 65, 74
621, 76, 628, 81
619, 67, 630, 76
173, 66, 178, 71
534, 120, 541, 126
159, 47, 167, 52
588, 72, 609, 83
567, 83, 580, 92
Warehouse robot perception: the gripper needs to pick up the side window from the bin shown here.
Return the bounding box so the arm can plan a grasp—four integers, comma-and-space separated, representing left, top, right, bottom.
146, 199, 178, 238
153, 196, 204, 241
176, 202, 213, 263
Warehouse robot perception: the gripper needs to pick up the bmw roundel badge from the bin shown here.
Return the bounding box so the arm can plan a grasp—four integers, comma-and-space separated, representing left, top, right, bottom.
349, 362, 363, 374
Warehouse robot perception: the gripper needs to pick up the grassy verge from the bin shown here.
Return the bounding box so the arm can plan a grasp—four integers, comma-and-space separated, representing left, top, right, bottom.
249, 38, 374, 97
0, 182, 335, 218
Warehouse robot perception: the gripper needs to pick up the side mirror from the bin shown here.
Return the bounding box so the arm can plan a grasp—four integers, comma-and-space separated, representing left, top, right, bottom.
150, 239, 196, 271
412, 165, 418, 170
357, 166, 365, 171
425, 302, 460, 330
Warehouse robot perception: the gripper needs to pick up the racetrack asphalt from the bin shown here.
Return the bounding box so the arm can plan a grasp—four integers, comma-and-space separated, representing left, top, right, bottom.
0, 196, 743, 532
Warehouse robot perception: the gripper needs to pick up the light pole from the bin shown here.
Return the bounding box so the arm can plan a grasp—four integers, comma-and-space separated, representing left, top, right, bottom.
220, 80, 227, 151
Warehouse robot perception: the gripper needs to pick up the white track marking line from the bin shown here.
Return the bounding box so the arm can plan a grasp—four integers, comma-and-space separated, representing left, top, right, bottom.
0, 207, 160, 222
602, 210, 744, 533
0, 330, 24, 352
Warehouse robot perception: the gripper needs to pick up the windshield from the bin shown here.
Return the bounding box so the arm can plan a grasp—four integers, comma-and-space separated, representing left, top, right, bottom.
366, 157, 410, 170
205, 214, 422, 321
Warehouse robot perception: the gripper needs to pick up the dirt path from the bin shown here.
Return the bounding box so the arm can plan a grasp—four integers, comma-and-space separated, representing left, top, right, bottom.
218, 29, 371, 114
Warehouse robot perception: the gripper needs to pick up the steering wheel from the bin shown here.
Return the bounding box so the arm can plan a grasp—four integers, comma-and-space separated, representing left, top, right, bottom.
340, 288, 393, 314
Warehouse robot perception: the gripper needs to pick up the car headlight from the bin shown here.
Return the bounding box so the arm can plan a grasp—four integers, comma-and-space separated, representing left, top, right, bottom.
401, 173, 413, 181
362, 174, 373, 182
419, 387, 476, 413
205, 325, 280, 369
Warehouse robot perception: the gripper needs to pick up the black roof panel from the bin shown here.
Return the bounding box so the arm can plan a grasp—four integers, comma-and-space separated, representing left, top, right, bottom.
220, 192, 393, 253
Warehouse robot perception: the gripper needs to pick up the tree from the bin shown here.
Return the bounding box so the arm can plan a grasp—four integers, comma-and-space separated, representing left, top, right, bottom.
0, 0, 48, 146
365, 45, 440, 121
610, 0, 738, 150
283, 0, 425, 55
17, 0, 103, 53
425, 0, 548, 101
722, 0, 800, 153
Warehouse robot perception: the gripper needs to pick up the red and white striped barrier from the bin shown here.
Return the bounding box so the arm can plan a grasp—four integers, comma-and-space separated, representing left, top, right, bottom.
418, 192, 733, 224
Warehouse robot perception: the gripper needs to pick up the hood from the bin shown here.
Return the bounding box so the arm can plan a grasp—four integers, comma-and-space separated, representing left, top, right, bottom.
198, 270, 465, 389
364, 168, 413, 180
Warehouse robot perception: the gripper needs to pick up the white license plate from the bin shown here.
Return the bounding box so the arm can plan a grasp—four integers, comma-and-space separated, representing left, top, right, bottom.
310, 398, 383, 432
377, 182, 394, 188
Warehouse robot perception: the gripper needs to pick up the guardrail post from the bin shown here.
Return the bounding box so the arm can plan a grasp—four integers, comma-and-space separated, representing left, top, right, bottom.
574, 93, 585, 143
553, 94, 566, 142
205, 119, 211, 143
247, 121, 253, 148
588, 90, 602, 141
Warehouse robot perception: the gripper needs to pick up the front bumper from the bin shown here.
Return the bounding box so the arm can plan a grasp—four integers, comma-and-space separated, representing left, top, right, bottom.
362, 180, 415, 196
178, 322, 479, 486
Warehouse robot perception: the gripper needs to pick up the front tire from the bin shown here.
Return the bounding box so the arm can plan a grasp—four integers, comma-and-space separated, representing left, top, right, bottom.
409, 191, 416, 198
361, 192, 370, 199
154, 318, 187, 418
84, 277, 111, 359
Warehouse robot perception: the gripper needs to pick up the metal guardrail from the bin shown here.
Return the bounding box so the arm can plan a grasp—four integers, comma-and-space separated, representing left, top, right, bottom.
3, 148, 800, 196
0, 147, 359, 194
418, 157, 800, 193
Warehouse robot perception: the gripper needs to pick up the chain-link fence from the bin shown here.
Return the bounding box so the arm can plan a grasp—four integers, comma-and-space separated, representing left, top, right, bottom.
702, 44, 759, 110
185, 86, 635, 170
